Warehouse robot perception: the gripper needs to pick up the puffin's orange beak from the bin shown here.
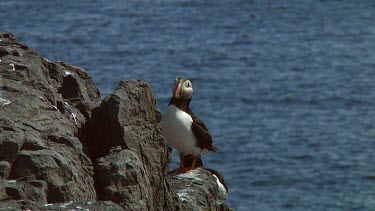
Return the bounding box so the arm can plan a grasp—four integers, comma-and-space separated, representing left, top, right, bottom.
174, 83, 181, 98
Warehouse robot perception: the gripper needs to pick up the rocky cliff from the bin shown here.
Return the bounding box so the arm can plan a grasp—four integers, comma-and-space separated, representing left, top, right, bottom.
0, 32, 232, 210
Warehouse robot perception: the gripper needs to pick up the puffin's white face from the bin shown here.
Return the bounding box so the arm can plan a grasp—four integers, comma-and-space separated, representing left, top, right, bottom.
173, 78, 193, 100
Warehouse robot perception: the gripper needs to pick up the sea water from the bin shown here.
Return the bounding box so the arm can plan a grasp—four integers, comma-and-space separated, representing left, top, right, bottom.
1, 1, 374, 210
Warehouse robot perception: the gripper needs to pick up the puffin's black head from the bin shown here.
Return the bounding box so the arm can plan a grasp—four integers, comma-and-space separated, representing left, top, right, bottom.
173, 78, 193, 100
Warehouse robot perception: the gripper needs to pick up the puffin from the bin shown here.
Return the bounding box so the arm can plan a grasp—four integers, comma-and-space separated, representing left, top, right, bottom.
184, 155, 228, 200
161, 78, 218, 172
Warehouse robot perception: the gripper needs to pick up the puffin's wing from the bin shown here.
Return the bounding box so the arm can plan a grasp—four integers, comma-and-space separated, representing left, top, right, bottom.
190, 112, 209, 130
190, 115, 219, 152
205, 168, 228, 192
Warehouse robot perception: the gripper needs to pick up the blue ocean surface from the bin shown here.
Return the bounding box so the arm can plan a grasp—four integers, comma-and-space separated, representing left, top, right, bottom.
1, 0, 375, 210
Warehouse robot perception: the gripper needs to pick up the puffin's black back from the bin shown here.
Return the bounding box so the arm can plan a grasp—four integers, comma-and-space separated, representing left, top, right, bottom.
169, 96, 219, 152
183, 154, 228, 192
205, 168, 228, 192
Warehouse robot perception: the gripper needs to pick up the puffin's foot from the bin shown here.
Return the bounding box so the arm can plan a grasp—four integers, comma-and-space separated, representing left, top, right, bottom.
179, 154, 198, 173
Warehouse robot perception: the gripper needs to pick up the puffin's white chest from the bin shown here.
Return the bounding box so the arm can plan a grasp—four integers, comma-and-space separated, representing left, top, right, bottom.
161, 105, 200, 155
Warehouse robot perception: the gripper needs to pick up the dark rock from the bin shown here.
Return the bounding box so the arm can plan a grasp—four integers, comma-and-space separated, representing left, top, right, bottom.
0, 200, 124, 211
0, 180, 48, 203
0, 32, 232, 210
166, 168, 233, 211
10, 147, 96, 203
94, 149, 152, 210
0, 130, 25, 165
54, 62, 101, 119
0, 161, 11, 179
86, 80, 171, 210
0, 32, 98, 203
0, 32, 17, 42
